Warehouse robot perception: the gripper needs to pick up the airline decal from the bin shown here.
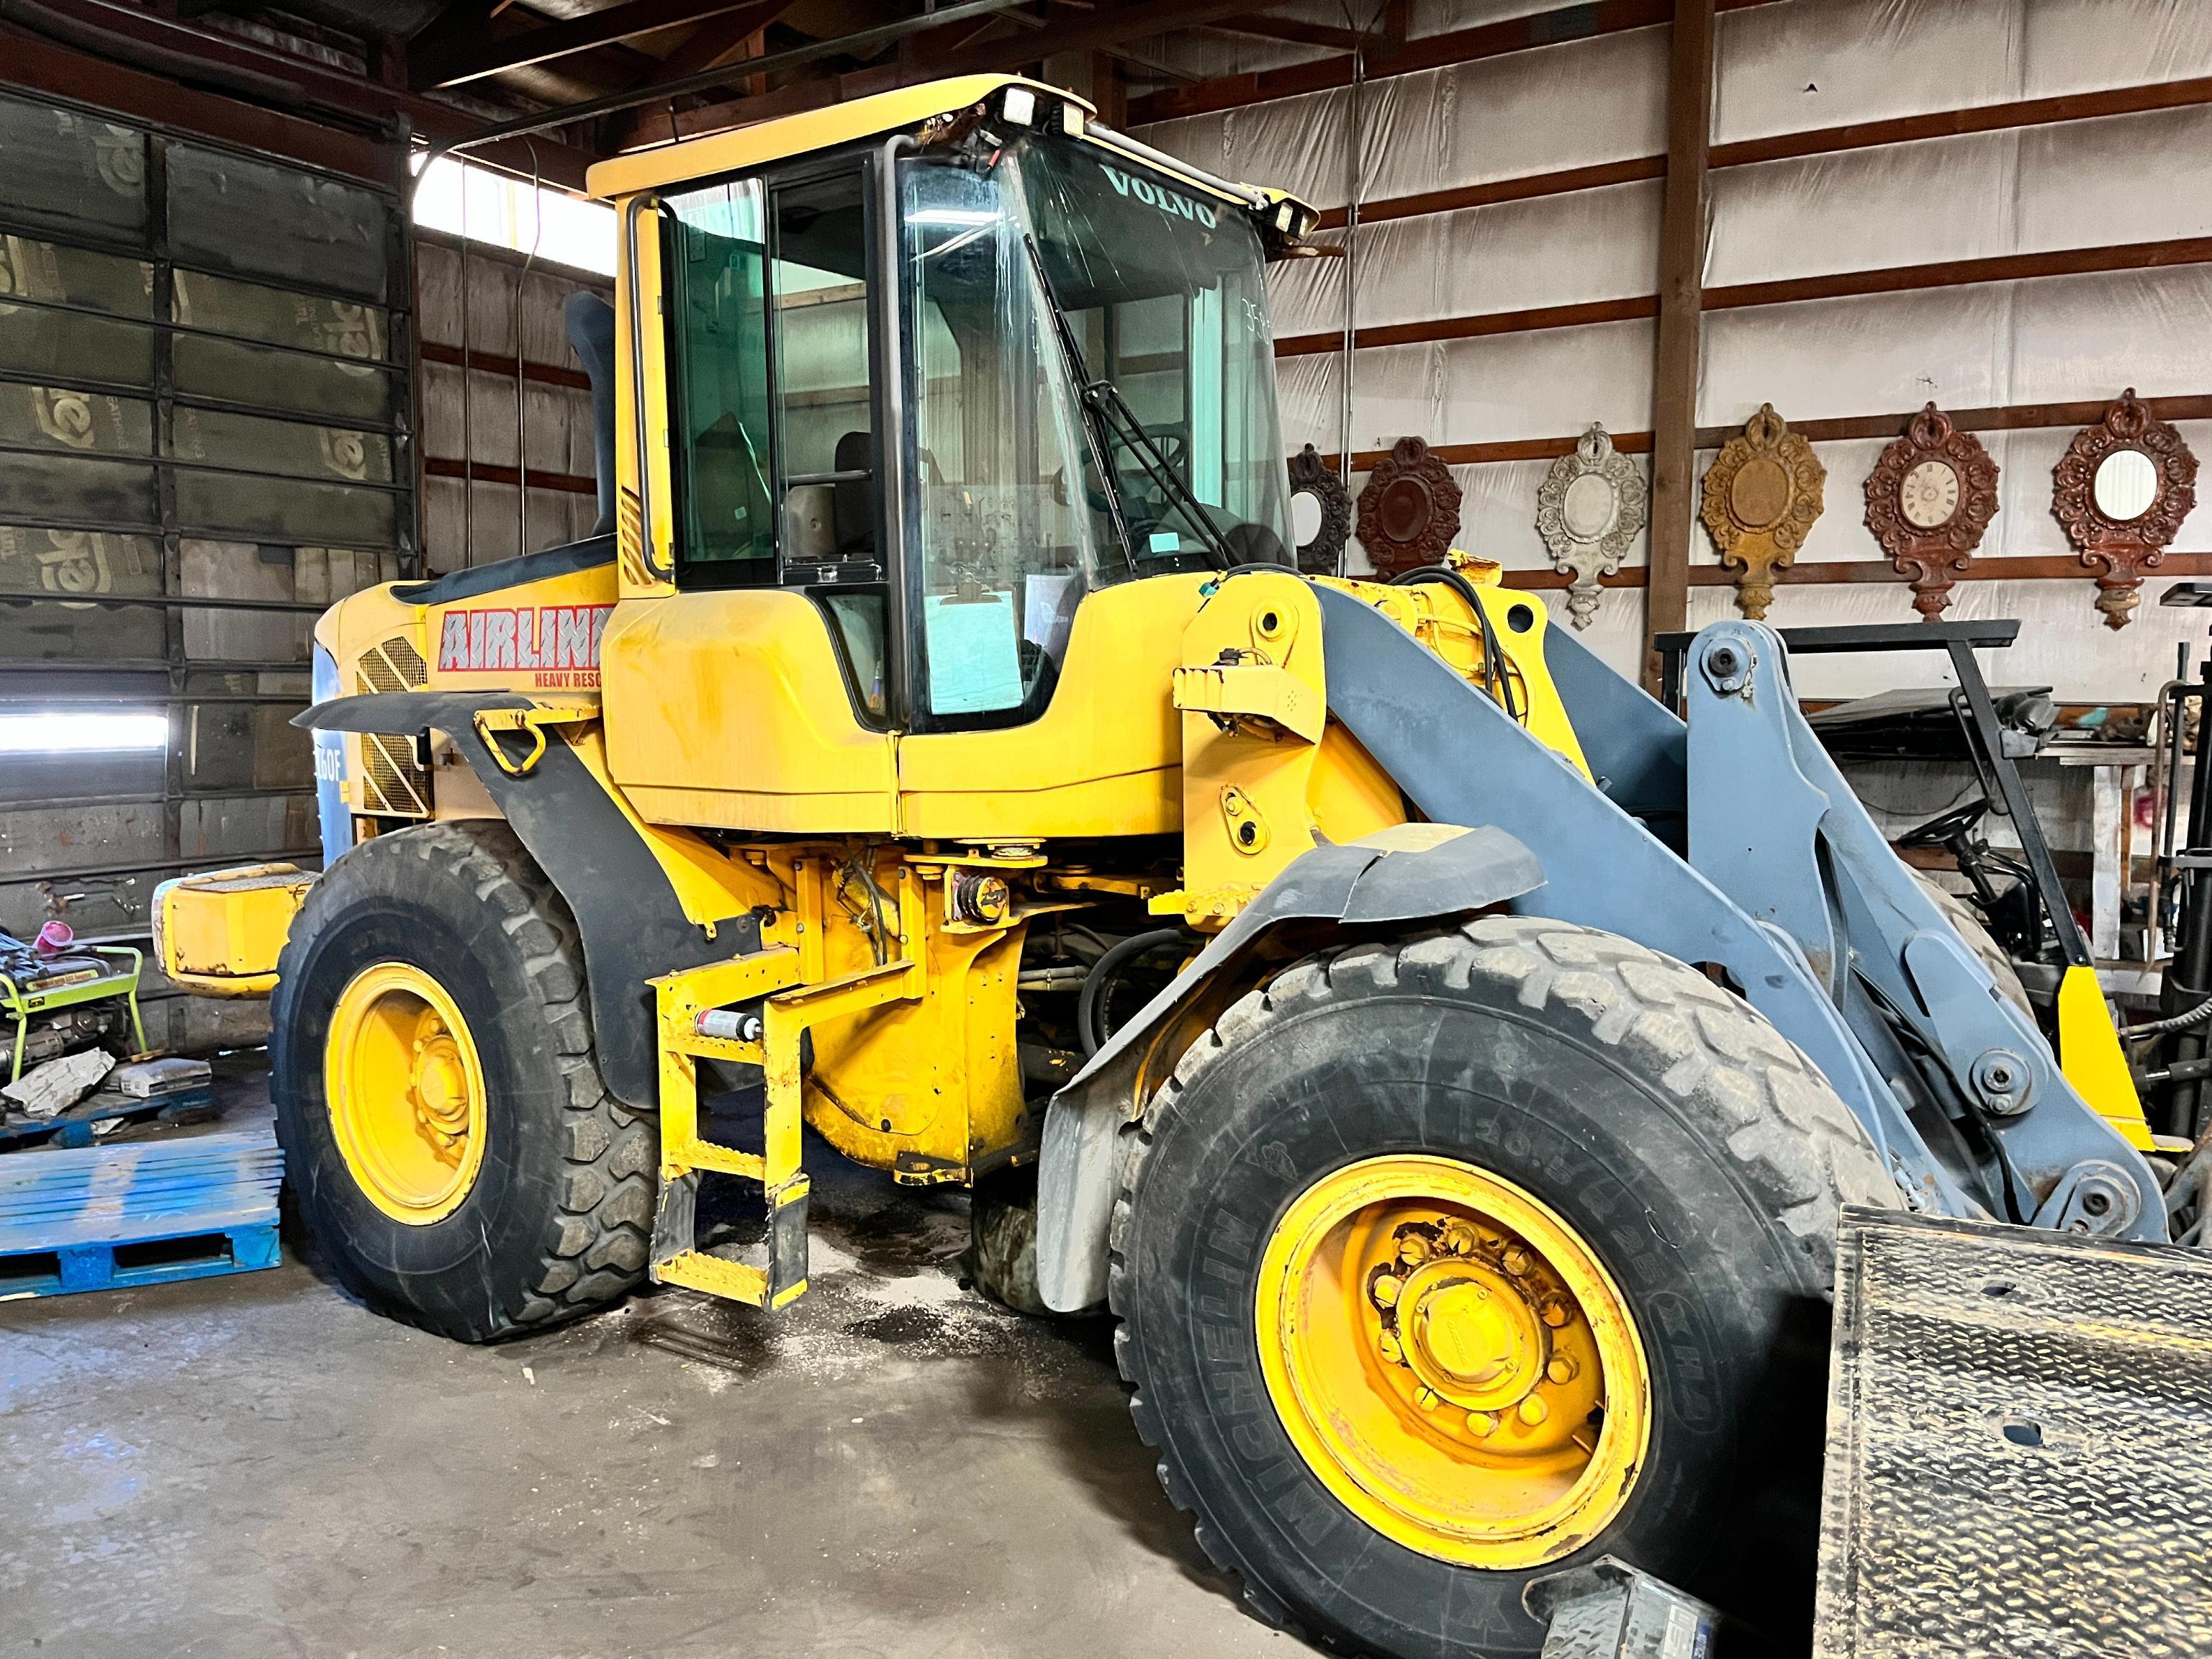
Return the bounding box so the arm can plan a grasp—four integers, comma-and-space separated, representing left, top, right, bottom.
438, 603, 612, 688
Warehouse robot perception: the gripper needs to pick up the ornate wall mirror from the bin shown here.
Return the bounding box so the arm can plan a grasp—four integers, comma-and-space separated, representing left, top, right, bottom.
1355, 436, 1463, 579
1286, 444, 1350, 576
2093, 448, 2159, 522
2053, 389, 2199, 629
1863, 403, 2000, 620
1535, 423, 1646, 629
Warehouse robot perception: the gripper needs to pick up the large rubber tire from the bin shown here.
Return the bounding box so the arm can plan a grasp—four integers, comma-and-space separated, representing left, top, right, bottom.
1910, 869, 2033, 1016
1111, 916, 1896, 1658
270, 821, 656, 1342
969, 1165, 1050, 1316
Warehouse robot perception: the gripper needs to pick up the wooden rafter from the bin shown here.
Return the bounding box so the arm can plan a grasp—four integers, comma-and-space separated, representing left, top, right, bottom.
1128, 0, 1780, 125
1202, 14, 1364, 52
648, 0, 803, 79
413, 0, 798, 90
631, 0, 1308, 145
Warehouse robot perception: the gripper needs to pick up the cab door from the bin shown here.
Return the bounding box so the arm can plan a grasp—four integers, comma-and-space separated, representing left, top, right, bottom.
602, 155, 902, 834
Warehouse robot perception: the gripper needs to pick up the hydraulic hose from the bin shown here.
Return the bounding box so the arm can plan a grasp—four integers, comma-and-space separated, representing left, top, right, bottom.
1387, 566, 1522, 725
2125, 993, 2212, 1042
1078, 928, 1187, 1057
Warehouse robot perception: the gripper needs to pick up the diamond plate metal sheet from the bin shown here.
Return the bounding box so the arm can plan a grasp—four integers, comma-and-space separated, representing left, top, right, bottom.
1815, 1206, 2212, 1659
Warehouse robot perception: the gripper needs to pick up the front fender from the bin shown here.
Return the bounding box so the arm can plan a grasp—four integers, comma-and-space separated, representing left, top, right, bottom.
1034, 823, 1543, 1313
299, 691, 759, 1109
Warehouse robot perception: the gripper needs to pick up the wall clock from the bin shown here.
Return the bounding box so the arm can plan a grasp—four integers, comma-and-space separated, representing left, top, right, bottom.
1698, 403, 1826, 620
1535, 422, 1646, 630
1355, 435, 1463, 579
1863, 402, 2000, 620
2052, 389, 2198, 630
1286, 444, 1350, 576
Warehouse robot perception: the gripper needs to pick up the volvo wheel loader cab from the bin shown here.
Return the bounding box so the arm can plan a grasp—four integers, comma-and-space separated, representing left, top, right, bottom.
153, 76, 2175, 1659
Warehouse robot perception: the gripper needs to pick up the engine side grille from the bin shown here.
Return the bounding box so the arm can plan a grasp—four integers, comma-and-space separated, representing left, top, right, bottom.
354, 634, 430, 816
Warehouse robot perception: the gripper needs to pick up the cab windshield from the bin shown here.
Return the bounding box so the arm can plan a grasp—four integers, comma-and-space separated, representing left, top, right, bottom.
898, 132, 1287, 722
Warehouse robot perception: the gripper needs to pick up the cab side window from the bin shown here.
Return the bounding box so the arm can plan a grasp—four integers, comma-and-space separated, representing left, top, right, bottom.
663, 178, 775, 579
769, 172, 877, 581
660, 166, 888, 722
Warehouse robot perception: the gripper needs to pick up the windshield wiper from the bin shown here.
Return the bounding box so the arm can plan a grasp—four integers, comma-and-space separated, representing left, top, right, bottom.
1022, 234, 1231, 569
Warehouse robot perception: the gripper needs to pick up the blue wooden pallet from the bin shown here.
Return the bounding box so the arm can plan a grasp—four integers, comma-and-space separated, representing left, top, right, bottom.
0, 1121, 281, 1301
0, 1083, 218, 1151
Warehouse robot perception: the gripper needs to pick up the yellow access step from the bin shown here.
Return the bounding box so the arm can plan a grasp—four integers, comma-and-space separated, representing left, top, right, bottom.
648, 946, 920, 1310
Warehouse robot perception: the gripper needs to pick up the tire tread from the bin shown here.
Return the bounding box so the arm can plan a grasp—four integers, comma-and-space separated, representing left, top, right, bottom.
271, 820, 653, 1341
1105, 914, 1895, 1647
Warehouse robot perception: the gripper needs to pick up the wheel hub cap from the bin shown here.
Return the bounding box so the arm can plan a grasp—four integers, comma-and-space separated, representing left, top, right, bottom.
1396, 1257, 1546, 1411
325, 962, 489, 1226
1253, 1154, 1652, 1569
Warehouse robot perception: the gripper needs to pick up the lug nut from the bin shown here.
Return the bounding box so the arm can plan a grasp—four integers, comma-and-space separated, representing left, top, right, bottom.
1378, 1332, 1404, 1364
1414, 1386, 1442, 1411
1545, 1357, 1578, 1385
1517, 1396, 1549, 1427
1466, 1411, 1499, 1438
1540, 1298, 1572, 1328
1371, 1274, 1401, 1308
1438, 1220, 1479, 1256
1500, 1247, 1531, 1277
1398, 1233, 1433, 1266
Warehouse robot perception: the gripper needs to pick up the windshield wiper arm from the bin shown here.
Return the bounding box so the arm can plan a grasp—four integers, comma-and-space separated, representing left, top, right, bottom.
1023, 235, 1136, 575
1021, 234, 1230, 569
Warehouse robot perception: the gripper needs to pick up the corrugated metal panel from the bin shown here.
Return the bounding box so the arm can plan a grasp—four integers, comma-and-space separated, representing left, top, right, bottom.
0, 83, 412, 1047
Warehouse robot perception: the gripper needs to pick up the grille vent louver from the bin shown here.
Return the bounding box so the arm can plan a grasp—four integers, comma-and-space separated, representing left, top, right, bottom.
353, 635, 430, 816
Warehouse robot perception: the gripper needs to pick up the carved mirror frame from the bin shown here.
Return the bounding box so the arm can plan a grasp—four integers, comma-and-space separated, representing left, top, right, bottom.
1863, 402, 2000, 620
1699, 404, 1826, 620
2052, 389, 2198, 630
1355, 435, 1463, 579
1535, 422, 1646, 630
1287, 443, 1351, 576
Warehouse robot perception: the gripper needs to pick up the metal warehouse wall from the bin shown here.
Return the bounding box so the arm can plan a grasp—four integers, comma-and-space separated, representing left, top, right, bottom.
0, 82, 413, 1052
414, 230, 612, 572
1129, 0, 2212, 702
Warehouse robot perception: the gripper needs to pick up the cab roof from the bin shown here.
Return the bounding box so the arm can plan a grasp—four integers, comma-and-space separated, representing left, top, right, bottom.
583, 73, 1308, 230
587, 75, 1078, 200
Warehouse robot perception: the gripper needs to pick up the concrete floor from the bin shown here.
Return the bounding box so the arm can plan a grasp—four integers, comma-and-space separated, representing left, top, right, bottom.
0, 1077, 1295, 1659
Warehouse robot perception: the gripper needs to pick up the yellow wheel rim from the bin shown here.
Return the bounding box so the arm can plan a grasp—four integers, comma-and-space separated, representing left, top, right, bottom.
1255, 1154, 1651, 1569
325, 962, 489, 1226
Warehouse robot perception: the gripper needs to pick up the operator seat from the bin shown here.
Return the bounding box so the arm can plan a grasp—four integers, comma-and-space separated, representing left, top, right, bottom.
833, 430, 876, 560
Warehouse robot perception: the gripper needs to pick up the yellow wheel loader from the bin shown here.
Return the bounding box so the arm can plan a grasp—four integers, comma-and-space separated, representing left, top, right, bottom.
153, 76, 2180, 1658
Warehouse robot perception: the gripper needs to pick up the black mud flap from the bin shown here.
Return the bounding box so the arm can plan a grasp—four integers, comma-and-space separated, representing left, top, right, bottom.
649, 1170, 699, 1280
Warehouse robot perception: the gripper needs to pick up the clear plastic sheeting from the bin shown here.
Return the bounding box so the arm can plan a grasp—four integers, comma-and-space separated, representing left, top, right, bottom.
1708, 104, 2212, 289
1275, 317, 1655, 458
1134, 24, 1667, 213
1714, 0, 2212, 147
1271, 178, 1661, 338
1699, 266, 2212, 432
1407, 0, 1565, 41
